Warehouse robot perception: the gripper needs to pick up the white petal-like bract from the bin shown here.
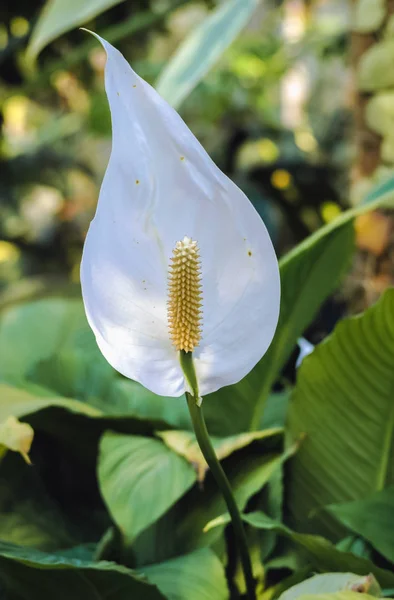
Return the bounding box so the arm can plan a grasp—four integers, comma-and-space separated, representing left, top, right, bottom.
296, 337, 315, 368
81, 35, 280, 398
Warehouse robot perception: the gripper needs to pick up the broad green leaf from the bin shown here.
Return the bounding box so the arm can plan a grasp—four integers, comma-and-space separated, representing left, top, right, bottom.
207, 512, 394, 587
98, 432, 197, 543
31, 352, 188, 427
131, 442, 288, 566
140, 548, 228, 600
0, 382, 101, 422
106, 378, 190, 429
201, 375, 259, 435
156, 0, 260, 109
327, 487, 394, 563
0, 448, 108, 556
0, 298, 97, 384
261, 391, 291, 430
30, 351, 116, 410
0, 540, 165, 599
158, 427, 283, 481
27, 0, 125, 61
0, 451, 77, 551
0, 416, 34, 464
286, 289, 394, 537
279, 573, 381, 600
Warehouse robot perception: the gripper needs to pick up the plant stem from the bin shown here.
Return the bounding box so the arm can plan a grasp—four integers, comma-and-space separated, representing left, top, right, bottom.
185, 391, 256, 600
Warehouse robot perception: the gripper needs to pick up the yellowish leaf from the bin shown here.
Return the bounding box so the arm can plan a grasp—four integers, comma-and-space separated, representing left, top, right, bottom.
0, 416, 34, 464
158, 428, 283, 482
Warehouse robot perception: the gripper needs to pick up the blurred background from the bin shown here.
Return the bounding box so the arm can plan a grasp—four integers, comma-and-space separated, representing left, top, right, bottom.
1, 0, 393, 328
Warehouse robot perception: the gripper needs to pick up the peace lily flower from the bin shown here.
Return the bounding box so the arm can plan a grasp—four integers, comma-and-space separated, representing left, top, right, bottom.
81, 35, 280, 399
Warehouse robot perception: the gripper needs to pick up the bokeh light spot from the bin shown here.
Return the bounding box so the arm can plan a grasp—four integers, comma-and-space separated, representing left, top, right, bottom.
271, 169, 292, 190
10, 17, 29, 38
0, 241, 20, 265
321, 201, 342, 223
295, 130, 317, 153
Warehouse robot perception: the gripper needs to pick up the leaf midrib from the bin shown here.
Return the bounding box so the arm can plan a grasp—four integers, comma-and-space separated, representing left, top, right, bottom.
376, 380, 394, 490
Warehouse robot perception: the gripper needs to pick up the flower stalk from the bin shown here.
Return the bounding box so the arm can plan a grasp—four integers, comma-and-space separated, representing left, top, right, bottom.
182, 352, 256, 600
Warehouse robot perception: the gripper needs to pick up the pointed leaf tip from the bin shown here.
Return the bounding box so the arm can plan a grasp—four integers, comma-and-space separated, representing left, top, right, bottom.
0, 416, 34, 464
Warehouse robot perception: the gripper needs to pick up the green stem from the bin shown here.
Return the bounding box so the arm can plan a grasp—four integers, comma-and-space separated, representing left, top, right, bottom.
181, 354, 255, 600
186, 393, 256, 600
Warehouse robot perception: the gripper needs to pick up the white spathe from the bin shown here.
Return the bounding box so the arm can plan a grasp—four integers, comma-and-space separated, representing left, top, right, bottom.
296, 337, 314, 368
81, 35, 280, 398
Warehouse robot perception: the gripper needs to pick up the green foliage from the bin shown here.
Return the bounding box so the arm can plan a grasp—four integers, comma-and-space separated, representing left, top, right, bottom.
3, 2, 394, 596
156, 0, 260, 109
0, 452, 79, 551
173, 442, 287, 552
158, 427, 283, 481
279, 572, 381, 600
1, 183, 394, 595
0, 299, 186, 430
220, 176, 394, 431
0, 298, 94, 384
206, 512, 394, 587
139, 549, 228, 600
1, 177, 394, 595
286, 289, 394, 538
0, 540, 166, 599
128, 433, 287, 568
0, 382, 100, 422
327, 488, 394, 563
98, 432, 197, 543
247, 217, 354, 428
27, 0, 126, 61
